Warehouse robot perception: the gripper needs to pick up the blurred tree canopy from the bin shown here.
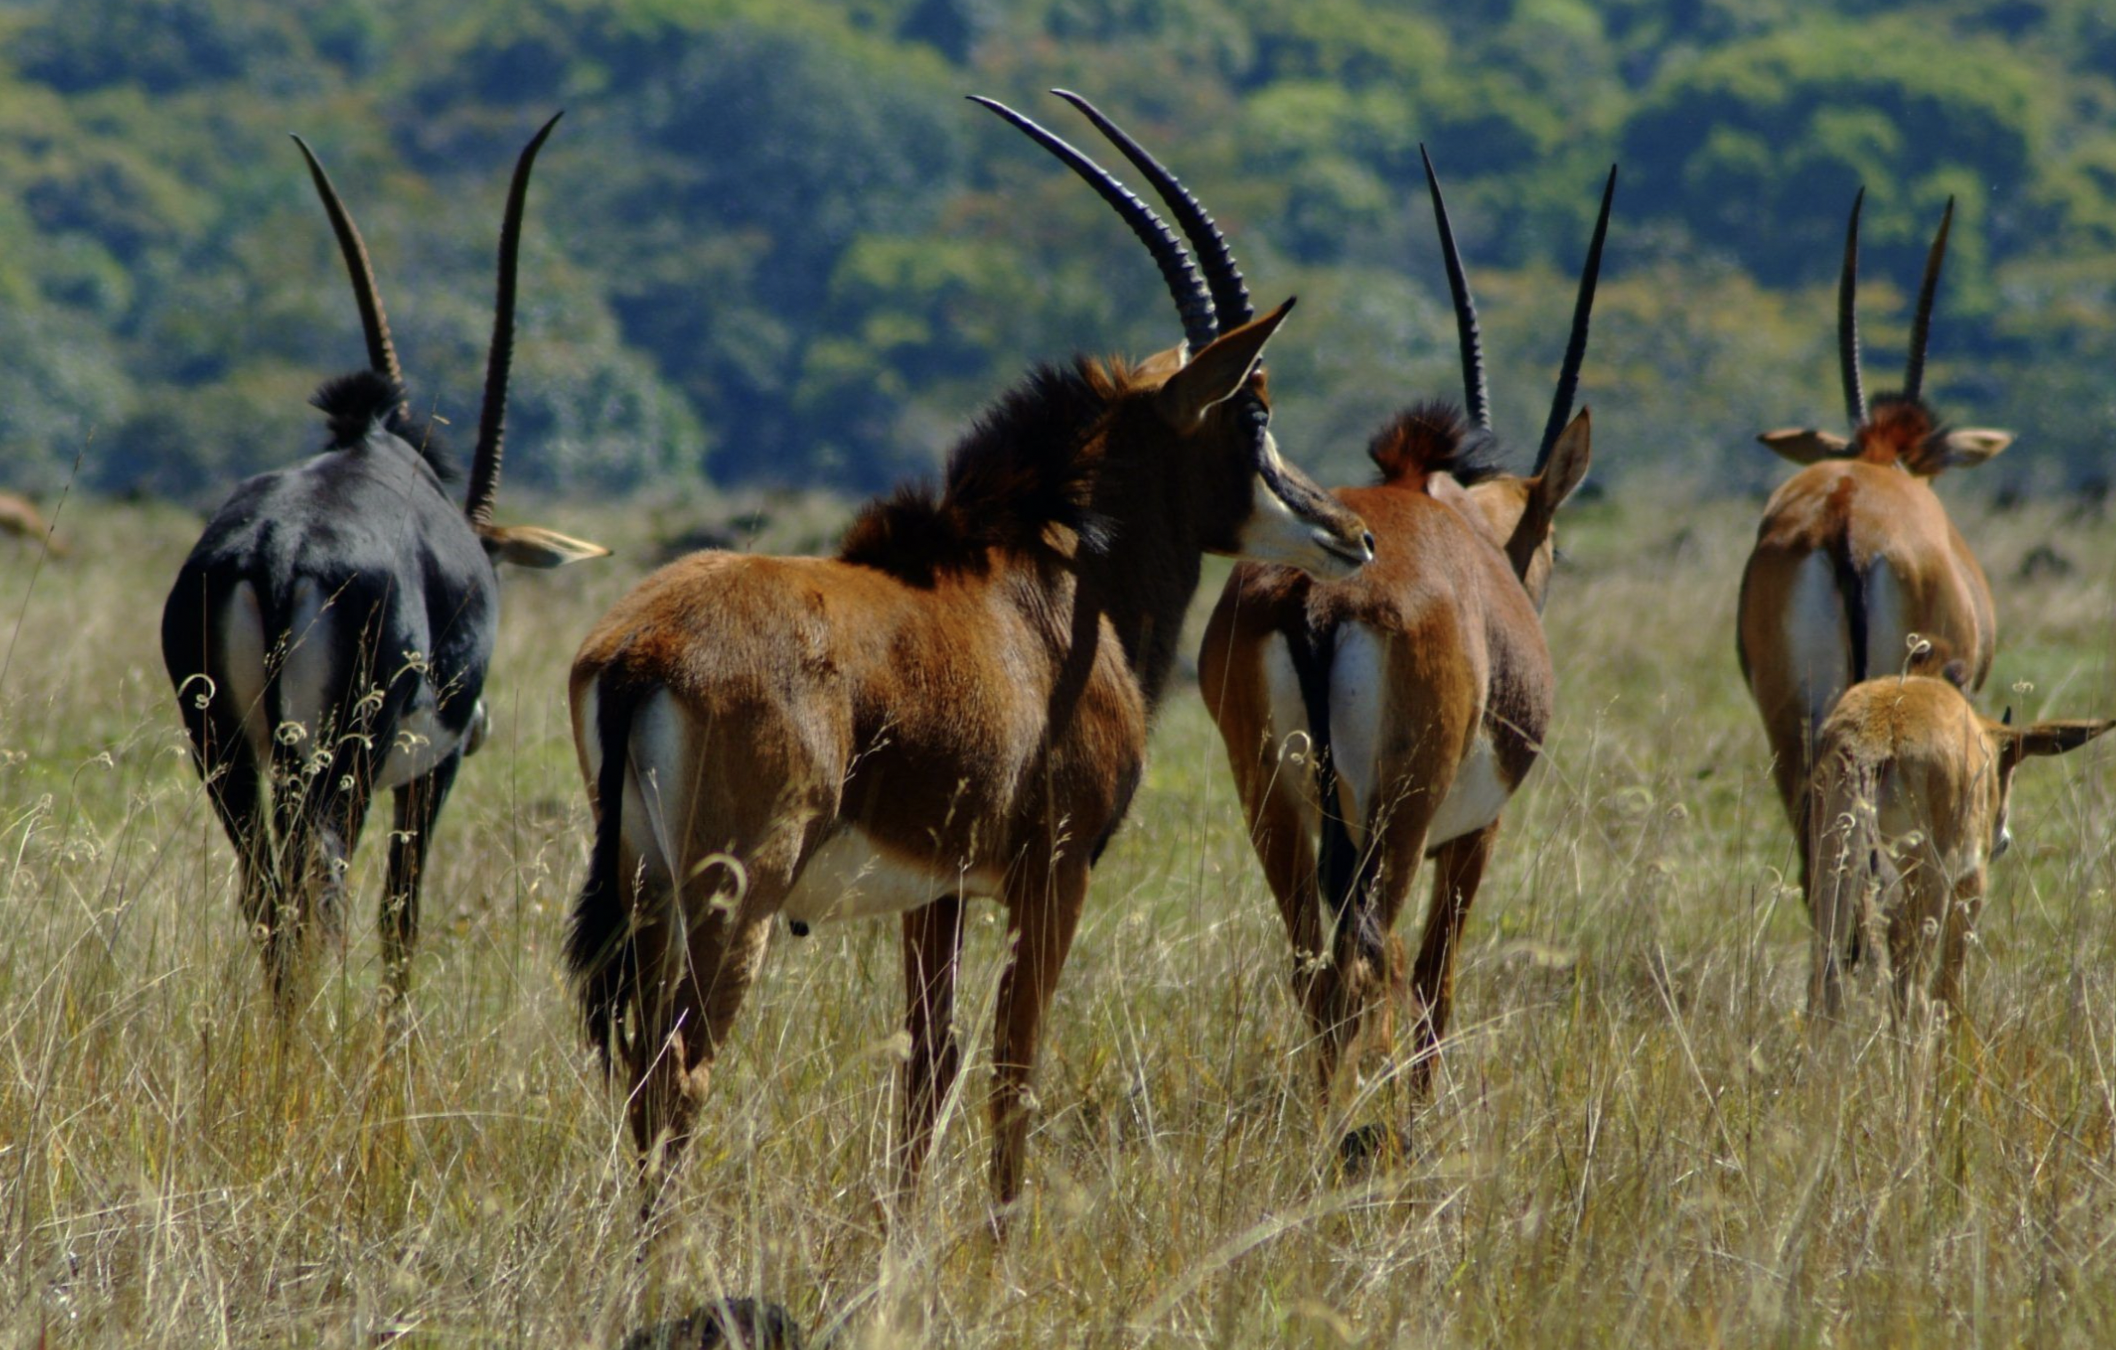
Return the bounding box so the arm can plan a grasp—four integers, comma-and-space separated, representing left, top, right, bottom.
2, 0, 2114, 503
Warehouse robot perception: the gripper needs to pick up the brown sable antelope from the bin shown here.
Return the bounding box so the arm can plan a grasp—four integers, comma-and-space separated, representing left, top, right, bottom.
1199, 150, 1612, 1100
564, 92, 1372, 1216
161, 115, 606, 1000
1805, 671, 2110, 1020
0, 491, 66, 557
1738, 191, 2014, 874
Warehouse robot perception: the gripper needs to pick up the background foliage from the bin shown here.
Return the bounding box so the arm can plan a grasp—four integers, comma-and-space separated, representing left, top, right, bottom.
3, 0, 2114, 502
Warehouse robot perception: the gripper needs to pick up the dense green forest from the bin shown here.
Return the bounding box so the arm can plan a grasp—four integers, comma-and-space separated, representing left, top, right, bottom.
3, 0, 2114, 503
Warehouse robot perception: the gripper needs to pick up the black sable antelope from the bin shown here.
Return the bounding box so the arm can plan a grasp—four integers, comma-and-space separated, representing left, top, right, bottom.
162, 114, 607, 1001
565, 92, 1371, 1219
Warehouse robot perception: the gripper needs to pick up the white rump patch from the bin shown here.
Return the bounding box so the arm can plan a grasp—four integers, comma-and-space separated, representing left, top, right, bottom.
1427, 733, 1510, 849
1257, 634, 1322, 839
781, 830, 1001, 927
618, 689, 688, 891
1863, 558, 1907, 678
276, 579, 335, 754
1784, 552, 1849, 731
1261, 633, 1310, 759
216, 580, 272, 764
1327, 624, 1387, 848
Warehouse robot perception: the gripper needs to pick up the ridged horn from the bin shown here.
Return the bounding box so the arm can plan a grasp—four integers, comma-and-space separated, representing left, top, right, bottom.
969, 95, 1217, 353
1903, 196, 1954, 401
1051, 89, 1251, 331
291, 133, 407, 416
464, 111, 562, 530
1420, 145, 1490, 432
1537, 163, 1617, 471
1839, 188, 1867, 429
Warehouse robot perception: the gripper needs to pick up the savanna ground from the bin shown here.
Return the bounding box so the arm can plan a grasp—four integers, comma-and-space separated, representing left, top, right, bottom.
3, 484, 2114, 1347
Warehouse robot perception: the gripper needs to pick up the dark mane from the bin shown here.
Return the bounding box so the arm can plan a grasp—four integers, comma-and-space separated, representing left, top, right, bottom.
1856, 394, 1943, 475
310, 369, 456, 481
839, 359, 1116, 584
1368, 399, 1508, 491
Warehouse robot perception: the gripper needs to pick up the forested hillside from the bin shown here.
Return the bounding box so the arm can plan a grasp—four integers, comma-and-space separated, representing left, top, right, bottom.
4, 0, 2114, 501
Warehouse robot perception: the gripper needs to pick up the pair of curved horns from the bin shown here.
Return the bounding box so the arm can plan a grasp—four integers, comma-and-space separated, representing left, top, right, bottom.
1839, 187, 1955, 426
291, 111, 563, 528
1422, 148, 1616, 471
970, 92, 1252, 354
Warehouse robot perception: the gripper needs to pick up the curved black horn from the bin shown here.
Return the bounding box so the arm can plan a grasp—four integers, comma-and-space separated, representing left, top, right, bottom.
1420, 145, 1491, 432
1903, 195, 1954, 402
969, 95, 1218, 353
464, 111, 562, 530
1413, 147, 1498, 433
1536, 163, 1617, 470
1051, 89, 1251, 331
1839, 188, 1867, 429
291, 134, 407, 413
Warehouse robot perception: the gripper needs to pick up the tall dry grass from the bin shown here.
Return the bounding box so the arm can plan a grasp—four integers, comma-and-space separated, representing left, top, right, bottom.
2, 487, 2112, 1346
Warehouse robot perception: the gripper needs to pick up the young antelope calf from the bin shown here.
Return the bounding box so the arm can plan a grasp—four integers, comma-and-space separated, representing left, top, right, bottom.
1806, 673, 2110, 1020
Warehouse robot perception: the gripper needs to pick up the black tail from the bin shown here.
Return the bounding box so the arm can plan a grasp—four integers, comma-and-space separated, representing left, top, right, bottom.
1827, 532, 1868, 686
566, 676, 642, 1070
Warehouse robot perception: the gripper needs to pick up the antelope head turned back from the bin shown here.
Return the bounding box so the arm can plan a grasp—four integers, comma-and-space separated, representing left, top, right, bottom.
563, 91, 1366, 1223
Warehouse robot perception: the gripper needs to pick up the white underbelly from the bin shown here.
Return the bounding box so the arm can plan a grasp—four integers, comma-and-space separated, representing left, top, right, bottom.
1327, 624, 1387, 847
376, 695, 477, 789
1426, 733, 1512, 849
782, 829, 1001, 926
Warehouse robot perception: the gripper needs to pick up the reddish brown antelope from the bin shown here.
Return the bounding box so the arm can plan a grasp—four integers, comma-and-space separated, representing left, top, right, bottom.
161, 115, 606, 1000
1199, 151, 1612, 1100
1738, 191, 2013, 874
565, 93, 1372, 1214
1806, 672, 2110, 1020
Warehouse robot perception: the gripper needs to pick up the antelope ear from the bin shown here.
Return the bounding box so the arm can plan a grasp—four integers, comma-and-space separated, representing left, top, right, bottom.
1999, 717, 2116, 772
479, 523, 611, 568
1757, 428, 1850, 464
1157, 297, 1295, 429
1532, 408, 1592, 514
1926, 427, 2013, 470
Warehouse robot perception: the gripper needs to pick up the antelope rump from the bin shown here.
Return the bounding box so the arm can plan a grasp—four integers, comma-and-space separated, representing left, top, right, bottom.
1200, 150, 1613, 1106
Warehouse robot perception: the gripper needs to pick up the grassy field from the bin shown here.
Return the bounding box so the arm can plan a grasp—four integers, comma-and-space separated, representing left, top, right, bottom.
3, 485, 2114, 1347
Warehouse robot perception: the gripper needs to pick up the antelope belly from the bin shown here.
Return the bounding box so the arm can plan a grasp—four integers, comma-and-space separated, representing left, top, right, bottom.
782, 830, 998, 927
1426, 733, 1512, 850
376, 691, 473, 789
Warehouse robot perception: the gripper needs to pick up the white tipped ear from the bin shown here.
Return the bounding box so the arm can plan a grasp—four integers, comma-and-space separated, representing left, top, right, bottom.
479, 523, 611, 568
1757, 428, 1850, 464
1533, 408, 1592, 513
1157, 297, 1295, 429
1929, 428, 2013, 469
